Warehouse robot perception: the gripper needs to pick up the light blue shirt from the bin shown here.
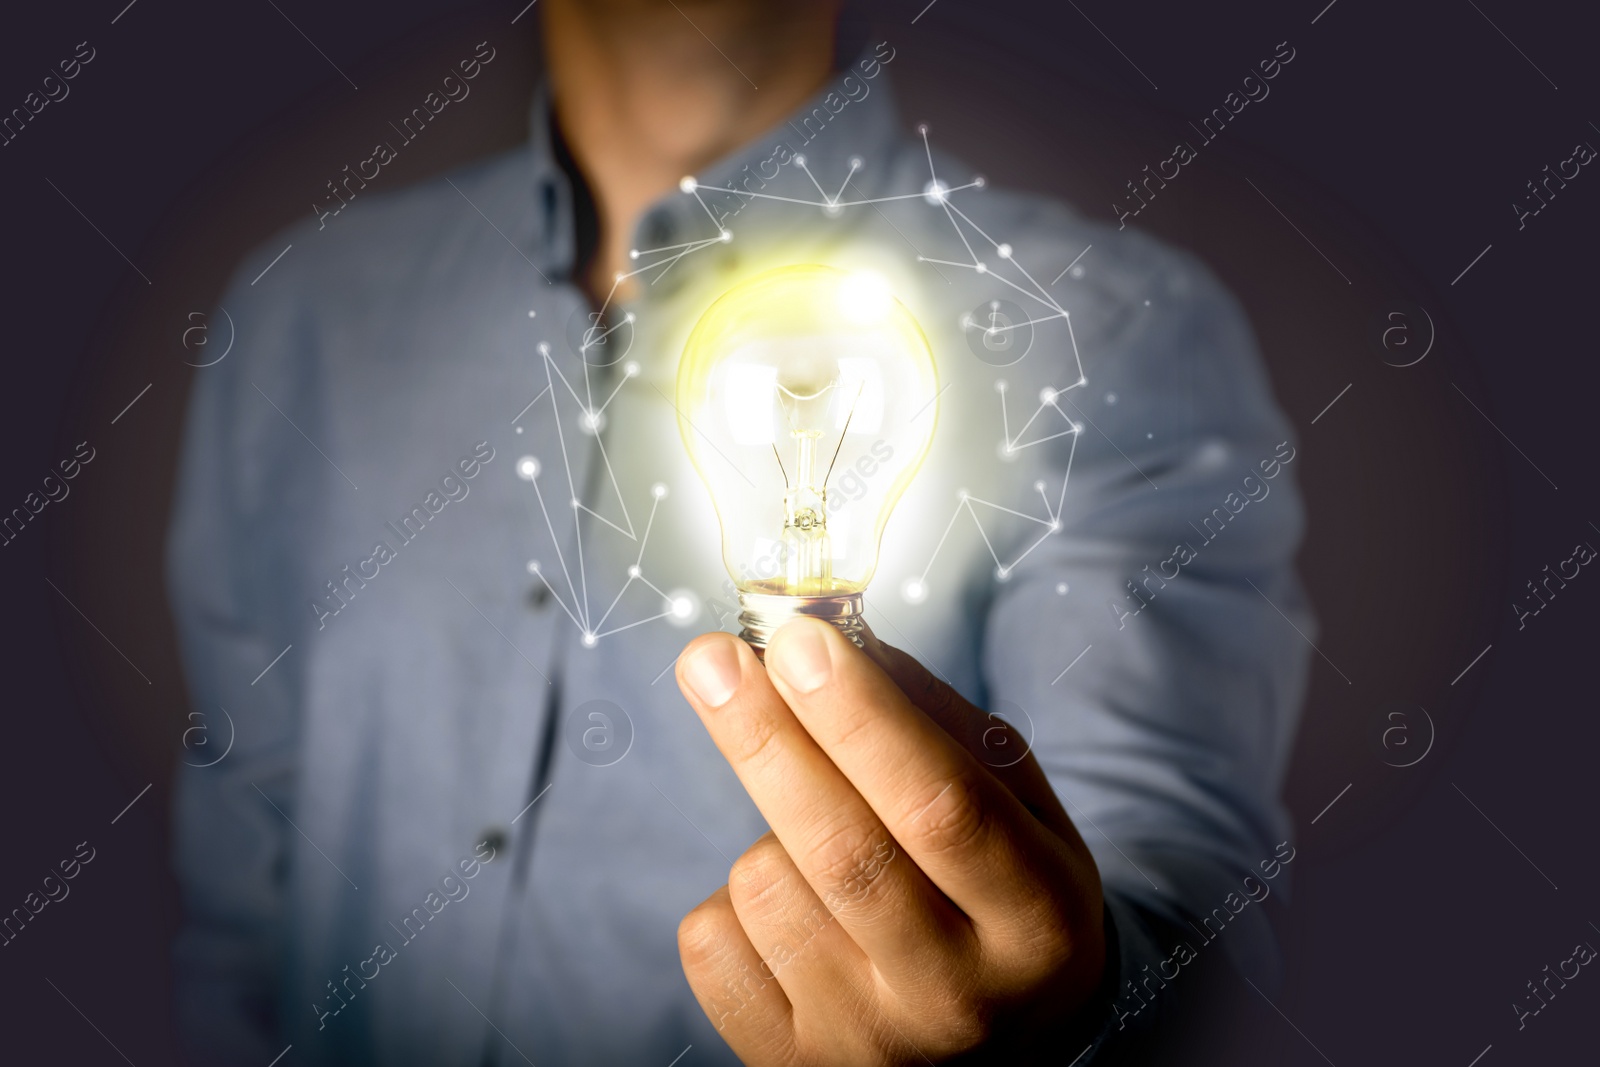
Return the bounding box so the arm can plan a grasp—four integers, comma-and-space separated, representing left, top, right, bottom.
168, 56, 1311, 1065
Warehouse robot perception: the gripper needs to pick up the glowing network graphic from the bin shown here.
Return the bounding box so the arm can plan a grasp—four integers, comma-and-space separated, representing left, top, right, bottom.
511, 127, 1088, 645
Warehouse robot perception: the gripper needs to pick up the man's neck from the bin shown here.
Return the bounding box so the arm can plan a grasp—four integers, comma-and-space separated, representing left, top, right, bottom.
542, 0, 839, 303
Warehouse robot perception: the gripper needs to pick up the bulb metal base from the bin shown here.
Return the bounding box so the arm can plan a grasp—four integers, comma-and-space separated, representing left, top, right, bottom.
737, 591, 865, 652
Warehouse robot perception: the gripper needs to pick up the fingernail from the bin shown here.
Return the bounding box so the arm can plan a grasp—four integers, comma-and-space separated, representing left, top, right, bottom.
768, 620, 832, 693
681, 638, 743, 708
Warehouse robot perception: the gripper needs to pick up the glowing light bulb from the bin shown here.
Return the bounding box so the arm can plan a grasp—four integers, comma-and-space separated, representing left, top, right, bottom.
676, 264, 939, 649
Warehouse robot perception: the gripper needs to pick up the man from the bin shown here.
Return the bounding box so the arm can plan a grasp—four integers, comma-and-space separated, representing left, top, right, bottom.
167, 1, 1311, 1063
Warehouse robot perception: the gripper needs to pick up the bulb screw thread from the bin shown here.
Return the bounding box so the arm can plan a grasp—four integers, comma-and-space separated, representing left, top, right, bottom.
737, 591, 865, 653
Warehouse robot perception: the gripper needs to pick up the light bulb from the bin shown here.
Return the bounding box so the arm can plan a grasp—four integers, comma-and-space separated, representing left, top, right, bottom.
676, 264, 939, 649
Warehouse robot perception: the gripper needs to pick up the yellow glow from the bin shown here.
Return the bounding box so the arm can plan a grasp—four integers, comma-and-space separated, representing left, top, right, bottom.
676, 264, 939, 597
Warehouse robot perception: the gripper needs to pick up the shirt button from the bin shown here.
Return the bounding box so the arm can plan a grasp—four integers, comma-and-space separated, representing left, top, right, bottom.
478, 827, 508, 857
641, 211, 675, 248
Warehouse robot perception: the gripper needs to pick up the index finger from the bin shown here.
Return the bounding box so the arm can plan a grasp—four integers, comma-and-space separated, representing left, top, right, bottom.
675, 631, 971, 978
764, 618, 1100, 938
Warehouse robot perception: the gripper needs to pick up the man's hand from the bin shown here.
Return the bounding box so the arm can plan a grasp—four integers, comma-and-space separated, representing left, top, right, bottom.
674, 617, 1107, 1064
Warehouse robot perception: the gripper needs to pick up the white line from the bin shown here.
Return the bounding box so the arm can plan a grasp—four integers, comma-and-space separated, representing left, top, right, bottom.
1061, 795, 1161, 892
1245, 577, 1352, 685
1310, 382, 1352, 425
1051, 644, 1093, 685
1450, 244, 1493, 286
1452, 783, 1558, 890
1065, 1044, 1094, 1067
1450, 383, 1558, 489
1244, 177, 1351, 285
45, 176, 152, 285
1451, 643, 1493, 685
1244, 977, 1338, 1066
1465, 0, 1558, 90
111, 382, 153, 424
510, 781, 553, 825
651, 653, 681, 686
251, 243, 293, 285
110, 782, 153, 825
45, 979, 138, 1067
1465, 1044, 1492, 1067
1051, 243, 1093, 284
666, 1044, 693, 1067
510, 0, 539, 24
110, 0, 139, 24
911, 782, 953, 825
1310, 782, 1351, 824
252, 782, 360, 890
1066, 0, 1158, 90
44, 576, 152, 684
666, 0, 758, 89
264, 0, 358, 90
1310, 0, 1339, 24
509, 384, 551, 425
911, 0, 941, 23
251, 643, 293, 686
252, 382, 360, 490
267, 1045, 293, 1067
445, 178, 553, 284
446, 977, 537, 1064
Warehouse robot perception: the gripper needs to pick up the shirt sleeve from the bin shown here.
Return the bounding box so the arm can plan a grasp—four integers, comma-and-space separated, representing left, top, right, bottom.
165, 243, 311, 1065
979, 232, 1311, 1053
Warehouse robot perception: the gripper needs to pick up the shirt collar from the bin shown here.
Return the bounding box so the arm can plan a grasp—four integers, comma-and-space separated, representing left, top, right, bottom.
525, 50, 911, 285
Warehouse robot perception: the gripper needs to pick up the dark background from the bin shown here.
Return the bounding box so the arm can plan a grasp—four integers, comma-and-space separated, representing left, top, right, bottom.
2, 0, 1594, 1063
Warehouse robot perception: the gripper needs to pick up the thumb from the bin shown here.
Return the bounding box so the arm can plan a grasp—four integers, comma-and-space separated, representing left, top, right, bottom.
859, 628, 1073, 832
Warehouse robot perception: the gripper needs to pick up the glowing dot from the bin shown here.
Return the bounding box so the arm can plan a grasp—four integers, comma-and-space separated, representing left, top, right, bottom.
850, 156, 862, 168
793, 154, 806, 166
679, 176, 697, 192
1146, 432, 1153, 439
995, 379, 1008, 393
614, 272, 625, 282
996, 567, 1011, 581
997, 439, 1018, 460
570, 498, 580, 509
974, 176, 987, 188
671, 597, 693, 619
901, 577, 928, 604
1070, 266, 1085, 279
527, 309, 537, 318
719, 230, 732, 242
1143, 299, 1151, 306
651, 483, 668, 499
627, 565, 641, 578
516, 456, 540, 481
917, 123, 929, 135
527, 560, 540, 574
823, 203, 843, 218
581, 632, 598, 648
1034, 480, 1046, 492
923, 179, 948, 205
1039, 387, 1058, 404
957, 488, 970, 501
624, 312, 636, 323
624, 361, 640, 377
1056, 582, 1069, 595
1105, 392, 1118, 405
514, 426, 524, 434
1049, 520, 1061, 532
975, 262, 988, 274
629, 249, 639, 260
998, 243, 1012, 259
